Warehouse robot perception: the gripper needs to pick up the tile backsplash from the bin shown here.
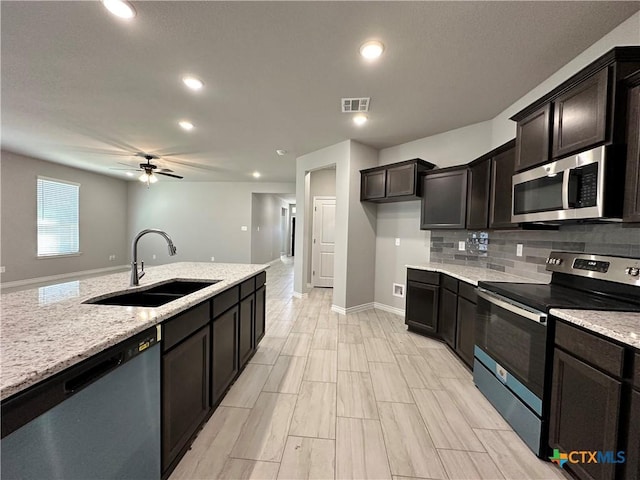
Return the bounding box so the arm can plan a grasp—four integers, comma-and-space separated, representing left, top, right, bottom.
430, 224, 640, 282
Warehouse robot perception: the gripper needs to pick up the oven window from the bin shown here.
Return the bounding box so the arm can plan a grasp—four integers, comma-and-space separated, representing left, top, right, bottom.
476, 297, 547, 398
513, 173, 564, 214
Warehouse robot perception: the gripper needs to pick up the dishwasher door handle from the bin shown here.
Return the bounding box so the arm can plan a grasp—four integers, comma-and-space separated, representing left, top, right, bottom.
64, 354, 123, 394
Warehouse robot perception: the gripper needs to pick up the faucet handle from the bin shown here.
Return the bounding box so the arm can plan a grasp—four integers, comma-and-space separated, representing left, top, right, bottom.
139, 261, 145, 279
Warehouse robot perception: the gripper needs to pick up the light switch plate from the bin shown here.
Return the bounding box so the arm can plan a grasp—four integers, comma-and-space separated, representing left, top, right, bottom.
241, 226, 248, 231
210, 256, 215, 262
516, 244, 523, 257
458, 241, 466, 251
395, 238, 400, 246
0, 266, 5, 273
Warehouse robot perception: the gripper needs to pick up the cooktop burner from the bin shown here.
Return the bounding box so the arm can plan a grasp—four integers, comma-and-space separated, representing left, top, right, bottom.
477, 281, 640, 313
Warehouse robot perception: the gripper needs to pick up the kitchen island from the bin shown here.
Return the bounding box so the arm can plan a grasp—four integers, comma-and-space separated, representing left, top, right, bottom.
0, 261, 267, 401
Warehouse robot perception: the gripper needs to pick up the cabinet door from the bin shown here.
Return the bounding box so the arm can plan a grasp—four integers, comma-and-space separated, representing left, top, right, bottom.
624, 83, 640, 222
386, 163, 415, 197
255, 285, 266, 344
162, 326, 211, 472
489, 146, 519, 229
549, 348, 621, 480
361, 170, 386, 200
239, 295, 255, 368
455, 296, 476, 368
515, 104, 551, 172
625, 389, 640, 480
466, 159, 491, 230
420, 169, 468, 229
212, 306, 239, 406
405, 280, 439, 335
552, 68, 609, 159
438, 287, 457, 349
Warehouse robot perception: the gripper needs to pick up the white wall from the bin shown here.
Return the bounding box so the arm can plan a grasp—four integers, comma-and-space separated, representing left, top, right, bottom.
0, 150, 129, 282
373, 12, 640, 310
127, 181, 294, 266
251, 193, 290, 264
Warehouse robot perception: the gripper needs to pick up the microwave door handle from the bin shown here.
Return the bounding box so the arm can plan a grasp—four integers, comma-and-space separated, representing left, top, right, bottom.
561, 170, 570, 210
562, 169, 581, 209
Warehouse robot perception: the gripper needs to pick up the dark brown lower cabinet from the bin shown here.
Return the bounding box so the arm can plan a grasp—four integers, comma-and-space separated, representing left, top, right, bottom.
211, 306, 239, 406
625, 389, 640, 479
455, 296, 476, 368
162, 326, 211, 473
239, 295, 255, 368
549, 348, 622, 480
439, 287, 457, 349
255, 285, 266, 343
406, 280, 439, 335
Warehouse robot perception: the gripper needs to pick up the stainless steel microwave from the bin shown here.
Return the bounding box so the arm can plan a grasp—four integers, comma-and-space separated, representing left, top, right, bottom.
511, 146, 625, 223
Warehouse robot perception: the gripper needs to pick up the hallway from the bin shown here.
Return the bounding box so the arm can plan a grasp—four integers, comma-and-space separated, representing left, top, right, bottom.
170, 259, 563, 480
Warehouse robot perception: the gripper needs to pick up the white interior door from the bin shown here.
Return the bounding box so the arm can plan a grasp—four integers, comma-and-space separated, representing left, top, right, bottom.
311, 197, 335, 288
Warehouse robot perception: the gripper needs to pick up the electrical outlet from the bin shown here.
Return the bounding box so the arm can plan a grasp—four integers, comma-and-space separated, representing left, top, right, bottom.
458, 241, 466, 251
152, 254, 157, 260
516, 244, 523, 257
0, 266, 5, 273
395, 238, 400, 246
241, 226, 248, 231
210, 256, 215, 262
108, 254, 116, 261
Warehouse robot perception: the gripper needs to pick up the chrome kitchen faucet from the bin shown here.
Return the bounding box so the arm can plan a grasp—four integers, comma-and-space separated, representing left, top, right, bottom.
130, 229, 177, 286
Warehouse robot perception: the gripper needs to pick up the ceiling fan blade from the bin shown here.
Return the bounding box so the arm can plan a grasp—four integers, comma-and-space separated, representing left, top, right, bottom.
110, 168, 141, 171
156, 172, 184, 179
158, 168, 174, 173
162, 157, 225, 172
117, 161, 140, 167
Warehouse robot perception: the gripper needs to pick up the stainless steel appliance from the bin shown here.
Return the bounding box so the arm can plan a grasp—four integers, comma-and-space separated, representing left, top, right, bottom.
511, 145, 625, 223
1, 326, 161, 479
474, 252, 640, 457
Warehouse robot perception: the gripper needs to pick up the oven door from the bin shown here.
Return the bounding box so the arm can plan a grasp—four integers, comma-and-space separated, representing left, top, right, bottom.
475, 289, 548, 400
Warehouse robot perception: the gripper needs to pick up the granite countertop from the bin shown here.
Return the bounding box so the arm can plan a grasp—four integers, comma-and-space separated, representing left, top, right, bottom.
405, 262, 541, 286
0, 262, 267, 401
550, 309, 640, 350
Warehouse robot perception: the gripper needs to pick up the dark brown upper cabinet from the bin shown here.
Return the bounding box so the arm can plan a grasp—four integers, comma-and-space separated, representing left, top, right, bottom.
515, 104, 552, 172
624, 73, 640, 223
420, 166, 468, 230
489, 140, 519, 229
511, 47, 640, 171
466, 157, 492, 230
552, 67, 609, 159
360, 158, 436, 203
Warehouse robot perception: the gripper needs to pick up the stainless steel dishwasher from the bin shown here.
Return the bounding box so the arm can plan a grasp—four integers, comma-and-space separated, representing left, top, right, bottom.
1, 326, 161, 480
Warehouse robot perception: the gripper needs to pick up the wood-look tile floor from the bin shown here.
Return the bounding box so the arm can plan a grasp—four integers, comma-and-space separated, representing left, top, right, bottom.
171, 259, 565, 480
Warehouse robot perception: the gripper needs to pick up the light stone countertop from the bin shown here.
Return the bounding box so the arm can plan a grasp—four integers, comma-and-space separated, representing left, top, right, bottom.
405, 262, 541, 286
550, 309, 640, 350
0, 262, 267, 401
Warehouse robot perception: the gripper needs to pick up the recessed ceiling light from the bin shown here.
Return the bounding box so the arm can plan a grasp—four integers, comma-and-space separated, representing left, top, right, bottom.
178, 120, 194, 131
276, 149, 287, 156
360, 40, 384, 60
253, 172, 261, 178
182, 76, 204, 91
353, 113, 368, 126
102, 0, 136, 19
126, 172, 134, 177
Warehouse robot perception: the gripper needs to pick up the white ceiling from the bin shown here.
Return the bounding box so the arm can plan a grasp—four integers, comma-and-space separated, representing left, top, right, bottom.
2, 1, 638, 183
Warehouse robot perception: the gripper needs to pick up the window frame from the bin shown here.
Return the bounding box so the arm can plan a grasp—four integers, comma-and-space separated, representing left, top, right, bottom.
36, 175, 81, 259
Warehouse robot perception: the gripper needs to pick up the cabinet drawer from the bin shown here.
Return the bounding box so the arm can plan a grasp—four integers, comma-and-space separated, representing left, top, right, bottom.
256, 271, 267, 288
212, 286, 239, 318
634, 352, 640, 389
163, 301, 210, 352
407, 269, 439, 285
441, 275, 458, 293
458, 283, 477, 304
240, 278, 255, 299
555, 321, 624, 377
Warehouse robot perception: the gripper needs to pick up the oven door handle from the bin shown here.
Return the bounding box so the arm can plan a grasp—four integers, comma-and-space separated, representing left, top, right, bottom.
477, 289, 547, 324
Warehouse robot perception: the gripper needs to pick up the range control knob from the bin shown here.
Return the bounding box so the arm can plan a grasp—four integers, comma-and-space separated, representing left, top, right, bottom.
555, 258, 563, 266
630, 267, 640, 277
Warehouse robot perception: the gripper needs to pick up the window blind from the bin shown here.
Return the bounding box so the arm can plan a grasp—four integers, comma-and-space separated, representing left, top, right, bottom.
37, 177, 80, 256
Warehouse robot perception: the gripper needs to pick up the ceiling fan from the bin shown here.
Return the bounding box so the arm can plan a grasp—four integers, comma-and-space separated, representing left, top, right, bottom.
111, 153, 184, 185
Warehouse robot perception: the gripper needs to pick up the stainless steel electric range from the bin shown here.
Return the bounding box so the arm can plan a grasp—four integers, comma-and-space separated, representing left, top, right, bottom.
473, 252, 640, 458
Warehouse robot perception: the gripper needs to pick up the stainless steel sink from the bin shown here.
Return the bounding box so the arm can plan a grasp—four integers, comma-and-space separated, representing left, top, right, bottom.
84, 280, 221, 307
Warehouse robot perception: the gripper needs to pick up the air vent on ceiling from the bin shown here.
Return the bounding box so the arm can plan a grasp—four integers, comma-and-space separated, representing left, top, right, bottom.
341, 97, 370, 113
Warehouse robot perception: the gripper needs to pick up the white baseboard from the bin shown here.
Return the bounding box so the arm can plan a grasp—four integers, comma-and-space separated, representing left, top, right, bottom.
292, 291, 308, 299
373, 302, 405, 317
1, 265, 129, 289
268, 258, 282, 265
331, 302, 375, 316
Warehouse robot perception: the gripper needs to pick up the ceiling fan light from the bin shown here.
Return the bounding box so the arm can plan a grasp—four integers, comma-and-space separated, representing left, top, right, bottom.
139, 171, 149, 182
149, 174, 158, 184
102, 0, 136, 19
